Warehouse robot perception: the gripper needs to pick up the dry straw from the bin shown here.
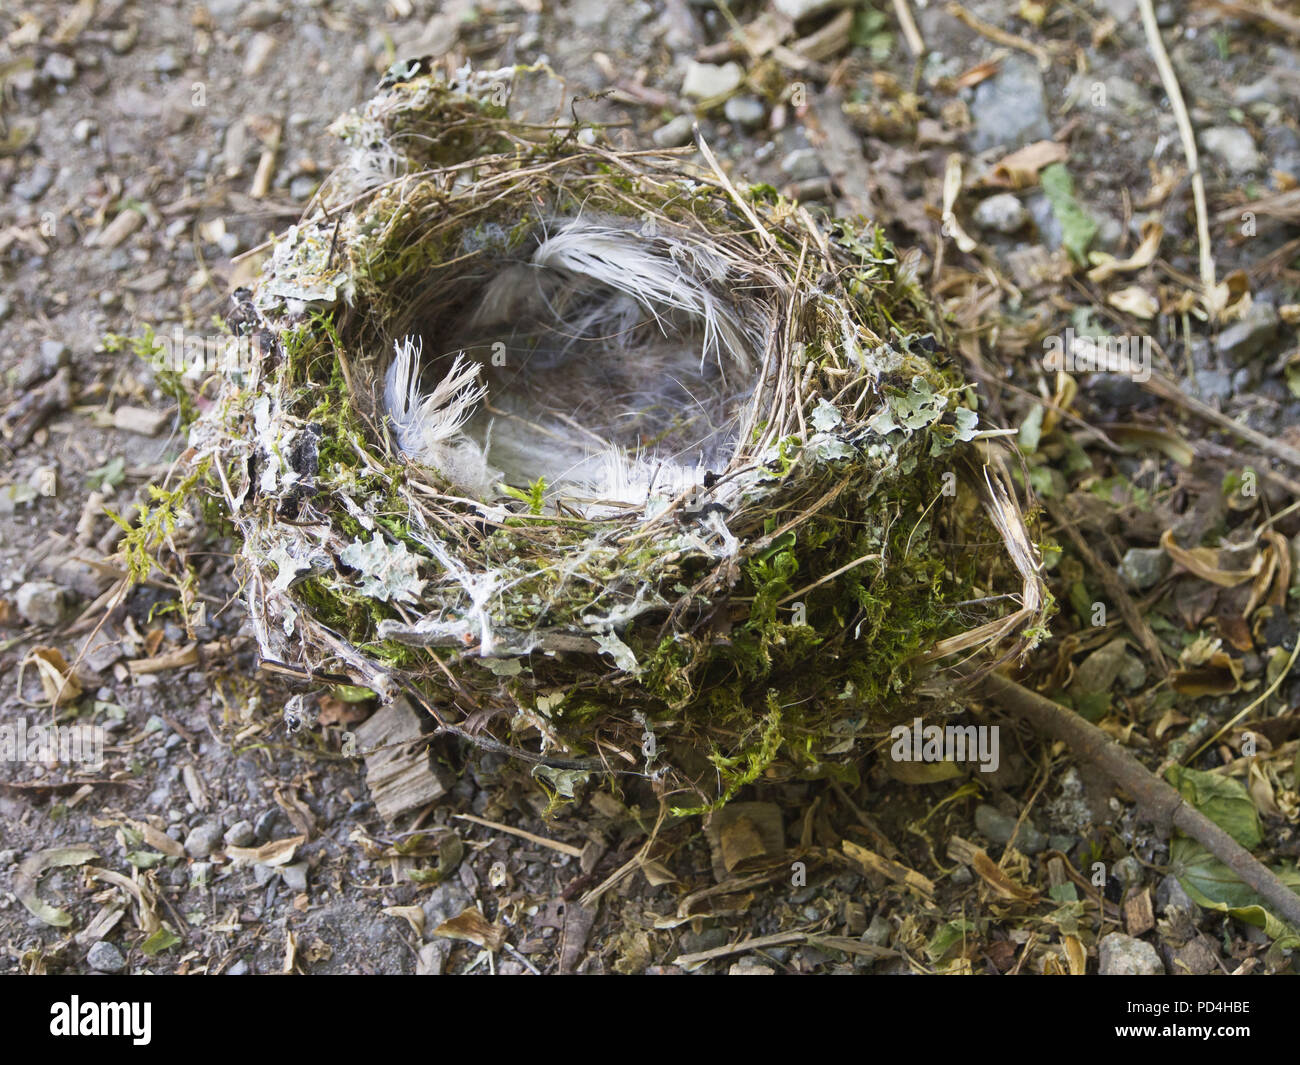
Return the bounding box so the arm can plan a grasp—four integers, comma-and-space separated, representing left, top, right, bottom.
187, 64, 1048, 810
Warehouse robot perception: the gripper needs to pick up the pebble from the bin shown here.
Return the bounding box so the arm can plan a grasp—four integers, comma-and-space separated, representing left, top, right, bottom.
780, 147, 826, 181
15, 340, 69, 390
183, 820, 225, 859
1200, 126, 1262, 175
73, 118, 98, 143
15, 581, 67, 627
773, 0, 842, 19
254, 807, 282, 842
974, 804, 1047, 854
1118, 547, 1170, 591
225, 959, 250, 975
970, 56, 1051, 153
972, 193, 1028, 234
1113, 856, 1143, 885
154, 49, 181, 75
87, 941, 126, 973
1156, 873, 1195, 914
1098, 931, 1164, 975
724, 95, 766, 129
280, 863, 309, 892
652, 115, 695, 148
224, 820, 256, 848
1215, 301, 1279, 362
13, 163, 55, 202
289, 175, 318, 201
43, 53, 78, 84
681, 61, 744, 100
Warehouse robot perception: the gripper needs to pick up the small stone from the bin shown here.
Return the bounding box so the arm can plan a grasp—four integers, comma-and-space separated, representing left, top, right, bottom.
15, 340, 69, 390
252, 862, 277, 886
243, 32, 277, 76
13, 163, 54, 202
1215, 301, 1279, 362
224, 820, 256, 848
154, 49, 181, 75
972, 193, 1028, 234
87, 941, 126, 973
15, 581, 68, 627
43, 53, 77, 84
73, 118, 97, 143
861, 914, 892, 947
1113, 856, 1143, 885
970, 56, 1051, 153
1169, 938, 1218, 975
289, 175, 318, 201
1156, 873, 1195, 914
681, 61, 744, 101
1200, 126, 1262, 175
1118, 547, 1170, 591
773, 0, 844, 19
652, 115, 695, 148
723, 95, 766, 129
974, 804, 1047, 854
225, 959, 250, 975
780, 147, 826, 181
1099, 931, 1164, 975
1187, 368, 1232, 404
183, 820, 224, 859
280, 862, 309, 892
254, 807, 282, 842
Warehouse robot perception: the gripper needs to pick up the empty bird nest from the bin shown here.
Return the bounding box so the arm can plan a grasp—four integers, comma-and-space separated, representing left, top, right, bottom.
183, 64, 1050, 811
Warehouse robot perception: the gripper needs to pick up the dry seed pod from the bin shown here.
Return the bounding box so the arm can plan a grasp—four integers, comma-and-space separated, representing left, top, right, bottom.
186, 65, 1048, 812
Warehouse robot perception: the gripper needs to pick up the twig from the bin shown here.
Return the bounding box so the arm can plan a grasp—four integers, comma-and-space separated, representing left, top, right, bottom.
945, 3, 1052, 69
1141, 373, 1300, 470
891, 0, 926, 57
976, 670, 1300, 929
452, 812, 583, 858
1136, 0, 1217, 317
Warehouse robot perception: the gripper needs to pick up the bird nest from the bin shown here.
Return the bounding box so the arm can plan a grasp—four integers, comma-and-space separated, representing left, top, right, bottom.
185, 65, 1049, 810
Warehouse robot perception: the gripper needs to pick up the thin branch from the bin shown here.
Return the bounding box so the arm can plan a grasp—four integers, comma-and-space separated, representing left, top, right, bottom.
975, 670, 1300, 929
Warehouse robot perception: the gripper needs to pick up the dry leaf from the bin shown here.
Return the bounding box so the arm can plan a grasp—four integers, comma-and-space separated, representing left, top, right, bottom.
1161, 529, 1263, 587
984, 140, 1068, 189
225, 834, 306, 868
15, 846, 98, 927
434, 907, 505, 951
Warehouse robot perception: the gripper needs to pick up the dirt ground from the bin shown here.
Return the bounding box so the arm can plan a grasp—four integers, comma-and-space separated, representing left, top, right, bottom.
2, 0, 1300, 975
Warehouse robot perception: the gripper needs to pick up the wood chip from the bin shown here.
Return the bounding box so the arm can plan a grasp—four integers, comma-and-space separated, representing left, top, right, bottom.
354, 698, 451, 824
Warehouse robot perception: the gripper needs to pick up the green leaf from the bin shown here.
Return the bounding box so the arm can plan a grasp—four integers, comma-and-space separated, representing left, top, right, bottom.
1164, 765, 1262, 849
140, 926, 181, 956
1040, 163, 1097, 266
1169, 836, 1300, 943
87, 456, 126, 491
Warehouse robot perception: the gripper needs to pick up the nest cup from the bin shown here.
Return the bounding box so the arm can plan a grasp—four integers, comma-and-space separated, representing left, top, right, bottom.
190, 66, 1048, 810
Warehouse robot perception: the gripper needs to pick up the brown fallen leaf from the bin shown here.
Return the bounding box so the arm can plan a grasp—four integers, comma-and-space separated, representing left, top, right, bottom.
1161, 529, 1263, 587
225, 834, 306, 868
970, 849, 1039, 902
984, 139, 1067, 189
434, 907, 505, 951
24, 646, 82, 705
